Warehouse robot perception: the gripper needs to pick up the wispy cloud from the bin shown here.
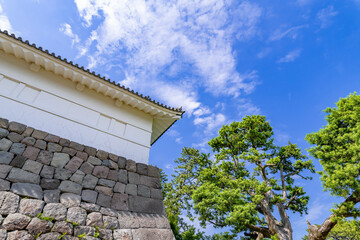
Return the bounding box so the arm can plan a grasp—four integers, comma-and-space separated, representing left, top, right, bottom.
270, 25, 307, 41
71, 0, 262, 114
278, 49, 302, 63
237, 99, 261, 117
194, 113, 226, 135
317, 6, 338, 29
0, 4, 13, 33
59, 23, 80, 46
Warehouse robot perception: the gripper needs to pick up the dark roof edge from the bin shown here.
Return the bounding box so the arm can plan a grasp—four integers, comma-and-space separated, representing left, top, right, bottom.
0, 29, 185, 114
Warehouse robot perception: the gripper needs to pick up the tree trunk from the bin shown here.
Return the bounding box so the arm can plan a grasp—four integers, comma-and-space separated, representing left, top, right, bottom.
273, 225, 293, 240
307, 217, 337, 240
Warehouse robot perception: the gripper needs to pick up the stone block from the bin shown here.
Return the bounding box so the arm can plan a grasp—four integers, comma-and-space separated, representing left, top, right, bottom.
155, 215, 171, 229
95, 186, 113, 196
22, 159, 43, 174
11, 183, 43, 199
40, 178, 60, 190
117, 212, 139, 229
7, 168, 40, 184
74, 226, 95, 237
47, 142, 62, 152
53, 221, 73, 235
70, 170, 85, 184
3, 213, 31, 230
132, 228, 174, 240
0, 118, 9, 129
81, 202, 100, 212
8, 122, 26, 134
37, 232, 61, 240
40, 165, 55, 179
21, 136, 36, 146
150, 188, 163, 200
103, 159, 118, 170
137, 163, 148, 175
128, 195, 165, 214
0, 191, 20, 215
65, 156, 84, 172
43, 203, 67, 220
100, 207, 117, 217
44, 134, 60, 143
67, 207, 87, 225
99, 229, 112, 240
97, 193, 111, 208
60, 193, 81, 208
6, 230, 32, 240
84, 146, 96, 156
19, 199, 45, 217
0, 128, 8, 138
51, 152, 70, 168
80, 162, 94, 174
62, 147, 77, 156
34, 139, 47, 150
26, 217, 53, 235
87, 156, 101, 165
9, 142, 26, 155
54, 168, 73, 180
114, 182, 125, 193
83, 174, 98, 189
125, 184, 137, 196
108, 153, 118, 162
86, 212, 103, 227
59, 180, 82, 195
0, 138, 12, 151
59, 138, 70, 147
44, 189, 60, 203
126, 159, 136, 172
10, 155, 27, 168
22, 146, 40, 160
0, 179, 10, 190
93, 165, 109, 178
69, 141, 84, 151
0, 151, 14, 164
22, 127, 34, 137
98, 178, 115, 188
118, 156, 126, 169
7, 132, 23, 143
96, 150, 108, 160
37, 150, 53, 165
76, 151, 88, 161
140, 175, 161, 189
111, 193, 128, 211
103, 215, 119, 229
0, 229, 6, 240
128, 172, 140, 184
114, 229, 132, 240
148, 165, 160, 178
82, 190, 98, 203
31, 130, 48, 140
0, 164, 12, 179
118, 169, 127, 184
138, 185, 150, 198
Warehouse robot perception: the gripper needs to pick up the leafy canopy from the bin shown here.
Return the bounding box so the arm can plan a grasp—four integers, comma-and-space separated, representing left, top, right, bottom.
165, 115, 314, 238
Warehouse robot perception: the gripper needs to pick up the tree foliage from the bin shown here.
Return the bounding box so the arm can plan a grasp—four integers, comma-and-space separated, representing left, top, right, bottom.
305, 93, 360, 239
163, 115, 314, 239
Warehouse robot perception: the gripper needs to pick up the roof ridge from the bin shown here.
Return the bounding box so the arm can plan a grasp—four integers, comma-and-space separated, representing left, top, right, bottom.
0, 30, 184, 114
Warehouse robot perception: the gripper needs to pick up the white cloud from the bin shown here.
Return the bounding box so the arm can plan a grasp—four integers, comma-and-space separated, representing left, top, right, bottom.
0, 4, 13, 33
317, 6, 338, 29
277, 49, 302, 63
237, 99, 261, 117
296, 0, 313, 6
72, 0, 262, 114
269, 25, 307, 41
257, 48, 271, 59
59, 23, 80, 46
194, 113, 226, 134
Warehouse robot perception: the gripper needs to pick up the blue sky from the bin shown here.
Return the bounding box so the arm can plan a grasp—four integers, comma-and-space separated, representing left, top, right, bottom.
1, 0, 360, 238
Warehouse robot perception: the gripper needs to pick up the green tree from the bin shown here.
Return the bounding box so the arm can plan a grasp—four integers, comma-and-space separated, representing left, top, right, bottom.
164, 115, 314, 240
305, 93, 360, 240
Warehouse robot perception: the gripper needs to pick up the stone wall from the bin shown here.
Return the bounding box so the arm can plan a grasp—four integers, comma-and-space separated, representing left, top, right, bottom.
0, 117, 174, 240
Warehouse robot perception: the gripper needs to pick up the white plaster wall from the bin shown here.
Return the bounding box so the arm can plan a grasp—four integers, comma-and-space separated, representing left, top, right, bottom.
0, 52, 152, 163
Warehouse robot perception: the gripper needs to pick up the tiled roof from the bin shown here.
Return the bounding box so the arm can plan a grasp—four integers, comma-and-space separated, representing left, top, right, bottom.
0, 30, 184, 114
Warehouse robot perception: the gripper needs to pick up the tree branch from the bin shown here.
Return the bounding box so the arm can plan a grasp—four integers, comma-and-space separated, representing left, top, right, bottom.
280, 167, 287, 200
284, 192, 298, 209
247, 225, 272, 238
